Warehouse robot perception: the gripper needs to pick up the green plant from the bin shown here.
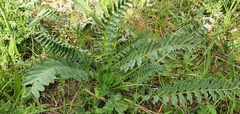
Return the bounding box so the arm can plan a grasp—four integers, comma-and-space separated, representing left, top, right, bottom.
72, 0, 103, 19
197, 104, 217, 114
22, 0, 240, 113
0, 1, 60, 113
0, 0, 41, 68
0, 0, 43, 101
156, 78, 239, 106
0, 2, 20, 68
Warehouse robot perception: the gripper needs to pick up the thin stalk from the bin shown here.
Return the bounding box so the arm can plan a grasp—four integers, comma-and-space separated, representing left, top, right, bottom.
0, 3, 20, 61
0, 4, 12, 32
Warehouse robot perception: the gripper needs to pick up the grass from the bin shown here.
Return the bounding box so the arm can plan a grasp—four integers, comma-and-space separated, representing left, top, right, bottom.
0, 0, 240, 113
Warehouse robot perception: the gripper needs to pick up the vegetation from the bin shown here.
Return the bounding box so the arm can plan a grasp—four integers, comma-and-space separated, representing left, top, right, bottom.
0, 0, 239, 113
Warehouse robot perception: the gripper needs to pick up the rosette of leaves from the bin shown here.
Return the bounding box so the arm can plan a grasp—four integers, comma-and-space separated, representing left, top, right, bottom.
21, 0, 222, 113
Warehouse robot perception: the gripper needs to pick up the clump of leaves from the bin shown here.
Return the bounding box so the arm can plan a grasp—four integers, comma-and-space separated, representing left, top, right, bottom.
22, 0, 240, 113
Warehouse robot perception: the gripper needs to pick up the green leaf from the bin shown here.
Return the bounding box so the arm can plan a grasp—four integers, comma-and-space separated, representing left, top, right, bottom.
14, 71, 21, 98
92, 0, 103, 16
216, 79, 224, 89
38, 72, 55, 85
201, 89, 209, 98
164, 105, 173, 114
209, 79, 217, 89
223, 81, 231, 89
215, 89, 224, 100
195, 80, 203, 90
148, 50, 158, 62
164, 86, 171, 95
231, 80, 239, 88
114, 93, 122, 101
23, 59, 88, 99
171, 94, 178, 106
177, 108, 184, 114
35, 81, 45, 91
201, 79, 210, 89
33, 32, 89, 62
179, 82, 185, 92
72, 0, 93, 17
22, 67, 55, 85
172, 83, 179, 93
115, 99, 128, 114
194, 91, 202, 102
232, 89, 240, 97
187, 91, 193, 104
206, 105, 217, 114
31, 87, 40, 98
153, 95, 159, 104
163, 95, 169, 105
208, 89, 216, 101
137, 57, 142, 67
223, 90, 233, 99
23, 88, 32, 98
186, 82, 194, 91
197, 104, 217, 114
144, 95, 150, 101
157, 88, 165, 95
120, 22, 206, 72
178, 94, 185, 106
